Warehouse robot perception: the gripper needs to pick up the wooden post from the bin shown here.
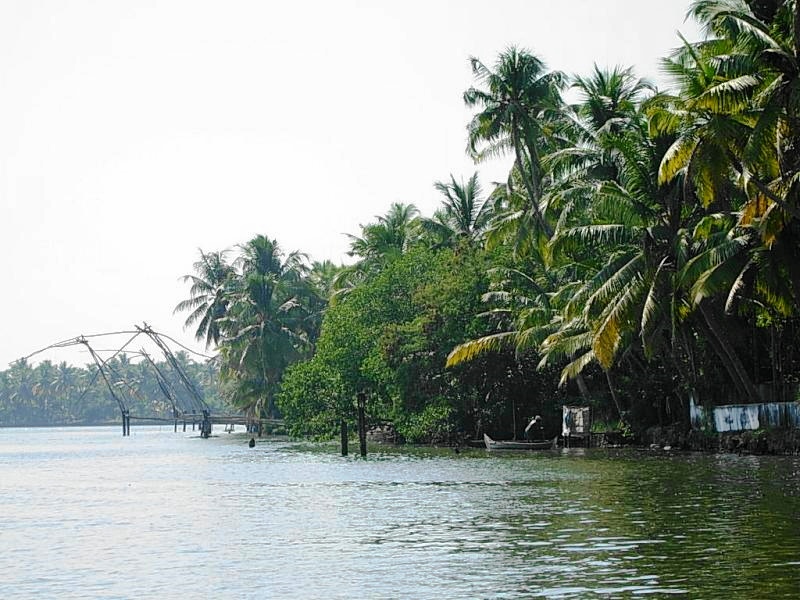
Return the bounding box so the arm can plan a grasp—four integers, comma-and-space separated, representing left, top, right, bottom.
174, 419, 177, 433
340, 419, 348, 456
357, 392, 367, 457
182, 421, 186, 432
512, 397, 517, 440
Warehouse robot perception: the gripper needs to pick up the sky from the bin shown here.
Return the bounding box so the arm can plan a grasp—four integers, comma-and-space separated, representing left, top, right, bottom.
0, 0, 701, 368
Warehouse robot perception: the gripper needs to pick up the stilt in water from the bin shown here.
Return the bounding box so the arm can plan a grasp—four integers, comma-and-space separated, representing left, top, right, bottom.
357, 392, 367, 457
341, 419, 348, 456
200, 409, 212, 438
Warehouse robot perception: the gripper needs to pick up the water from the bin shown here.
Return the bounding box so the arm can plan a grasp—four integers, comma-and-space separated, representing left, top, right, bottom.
1, 427, 799, 598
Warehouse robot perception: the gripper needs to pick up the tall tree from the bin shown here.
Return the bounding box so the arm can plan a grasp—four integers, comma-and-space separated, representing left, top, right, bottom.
419, 173, 493, 249
333, 202, 420, 302
174, 250, 234, 349
221, 236, 312, 419
464, 47, 566, 237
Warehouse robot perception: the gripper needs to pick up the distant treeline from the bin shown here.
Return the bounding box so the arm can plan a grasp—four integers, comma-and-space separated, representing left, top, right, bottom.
0, 355, 222, 427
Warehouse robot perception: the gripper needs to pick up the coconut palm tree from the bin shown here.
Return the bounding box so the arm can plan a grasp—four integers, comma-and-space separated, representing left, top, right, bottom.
418, 173, 493, 248
174, 250, 234, 349
221, 236, 312, 419
450, 64, 656, 410
572, 64, 655, 134
650, 2, 800, 387
464, 47, 566, 237
332, 202, 420, 302
545, 65, 655, 240
345, 202, 420, 262
304, 260, 341, 342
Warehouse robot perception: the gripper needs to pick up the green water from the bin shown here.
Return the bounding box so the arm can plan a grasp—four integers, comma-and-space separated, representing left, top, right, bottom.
1, 427, 798, 598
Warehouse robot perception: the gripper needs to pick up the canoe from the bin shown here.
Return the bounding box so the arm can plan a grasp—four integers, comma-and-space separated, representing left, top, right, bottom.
483, 433, 558, 451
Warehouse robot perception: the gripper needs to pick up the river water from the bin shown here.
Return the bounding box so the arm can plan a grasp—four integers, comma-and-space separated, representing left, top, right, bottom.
1, 426, 799, 599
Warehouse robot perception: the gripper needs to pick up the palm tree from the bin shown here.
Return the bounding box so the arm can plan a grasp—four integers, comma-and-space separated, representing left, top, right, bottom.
418, 173, 493, 248
460, 123, 689, 414
333, 202, 420, 301
656, 2, 800, 234
174, 250, 234, 349
464, 47, 566, 236
305, 260, 341, 342
308, 260, 340, 300
643, 1, 800, 402
51, 361, 79, 422
345, 202, 420, 262
221, 236, 312, 419
572, 65, 654, 134
450, 64, 656, 413
545, 65, 655, 241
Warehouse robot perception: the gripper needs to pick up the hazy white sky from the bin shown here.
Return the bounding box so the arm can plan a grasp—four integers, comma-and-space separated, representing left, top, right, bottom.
1, 0, 700, 368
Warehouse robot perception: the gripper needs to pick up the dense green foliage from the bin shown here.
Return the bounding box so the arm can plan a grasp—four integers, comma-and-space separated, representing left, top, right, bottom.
278, 244, 568, 441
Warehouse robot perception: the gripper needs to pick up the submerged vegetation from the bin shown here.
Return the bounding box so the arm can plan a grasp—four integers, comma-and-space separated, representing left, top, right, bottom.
3, 1, 800, 440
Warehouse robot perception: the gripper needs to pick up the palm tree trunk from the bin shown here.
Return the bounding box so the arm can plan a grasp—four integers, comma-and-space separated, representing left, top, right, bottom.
604, 368, 624, 420
701, 319, 747, 400
667, 350, 694, 426
511, 127, 552, 237
794, 6, 800, 61
698, 302, 761, 403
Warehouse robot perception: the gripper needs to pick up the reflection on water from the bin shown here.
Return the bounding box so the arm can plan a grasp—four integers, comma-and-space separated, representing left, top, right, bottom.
1, 427, 799, 598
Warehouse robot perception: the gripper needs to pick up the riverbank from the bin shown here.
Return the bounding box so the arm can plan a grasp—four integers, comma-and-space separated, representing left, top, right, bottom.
640, 425, 800, 455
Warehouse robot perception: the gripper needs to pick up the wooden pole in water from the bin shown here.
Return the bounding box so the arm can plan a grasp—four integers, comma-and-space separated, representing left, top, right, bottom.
357, 392, 367, 457
340, 419, 348, 456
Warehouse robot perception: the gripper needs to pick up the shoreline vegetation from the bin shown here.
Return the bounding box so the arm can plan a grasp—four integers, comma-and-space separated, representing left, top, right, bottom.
2, 421, 799, 457
4, 1, 800, 454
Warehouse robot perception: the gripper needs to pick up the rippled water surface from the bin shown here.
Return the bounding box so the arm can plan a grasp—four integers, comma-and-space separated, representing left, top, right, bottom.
2, 426, 799, 598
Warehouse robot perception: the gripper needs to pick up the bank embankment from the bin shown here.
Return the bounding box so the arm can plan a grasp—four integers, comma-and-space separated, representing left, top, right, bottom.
639, 425, 800, 455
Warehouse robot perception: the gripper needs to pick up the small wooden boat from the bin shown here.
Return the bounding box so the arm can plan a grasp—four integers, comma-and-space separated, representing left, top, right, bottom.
483, 433, 558, 451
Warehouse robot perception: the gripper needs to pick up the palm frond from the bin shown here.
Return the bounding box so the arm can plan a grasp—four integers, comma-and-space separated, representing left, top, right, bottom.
445, 332, 516, 367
